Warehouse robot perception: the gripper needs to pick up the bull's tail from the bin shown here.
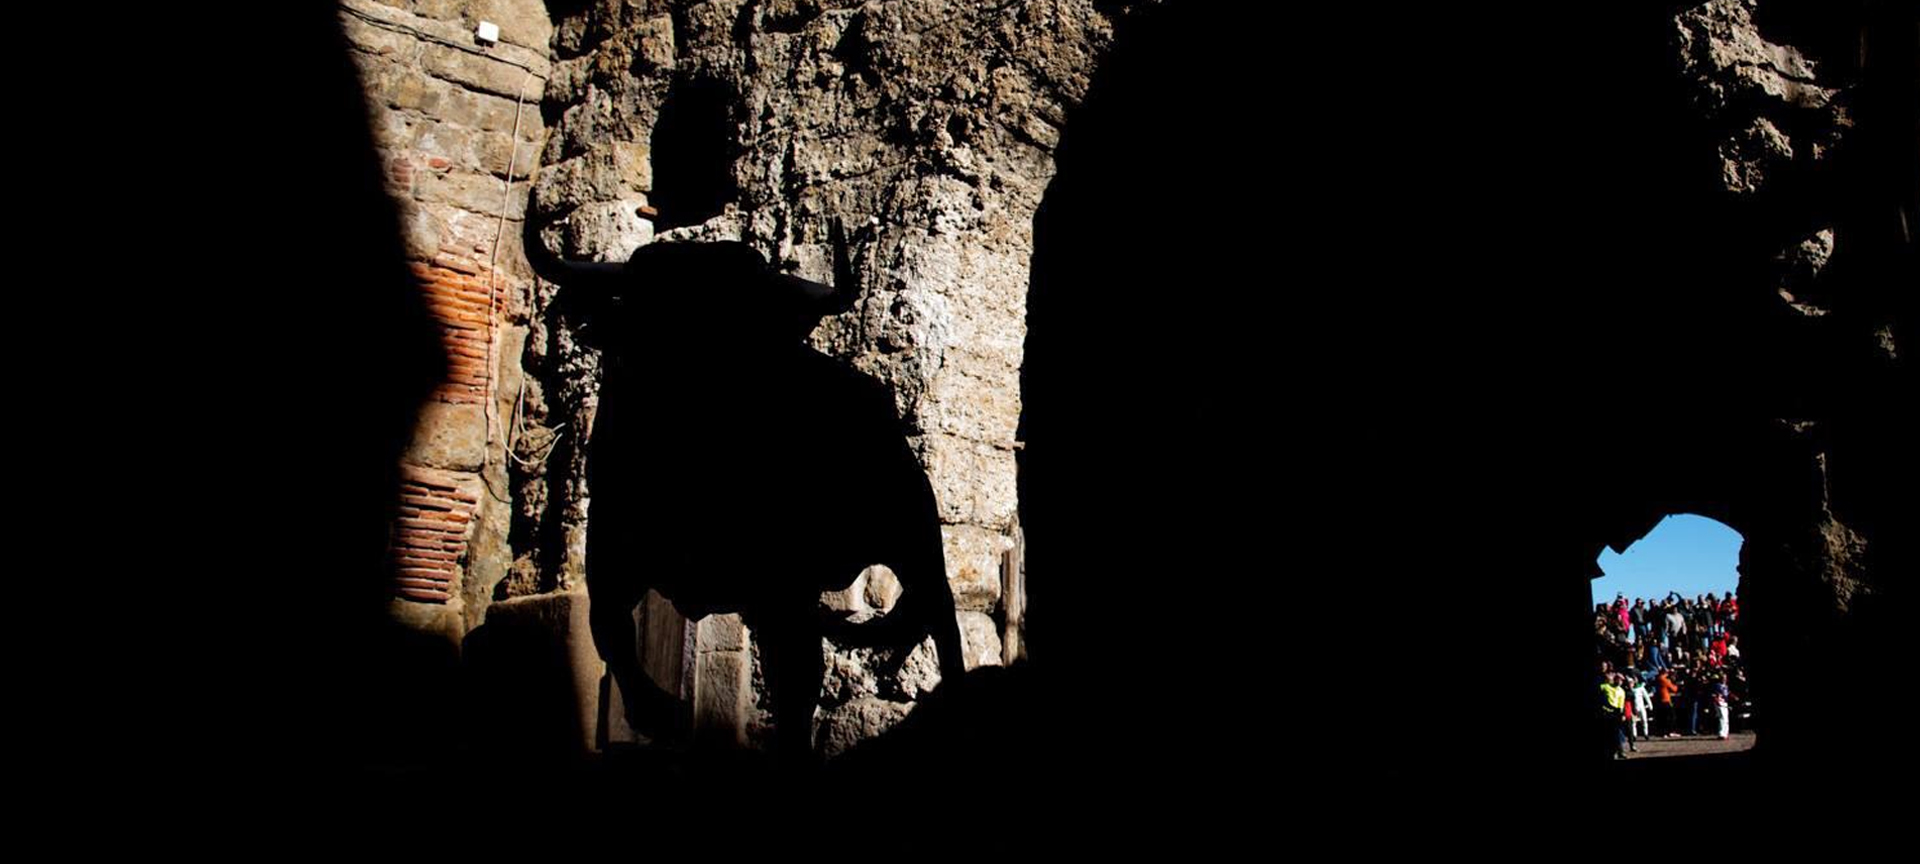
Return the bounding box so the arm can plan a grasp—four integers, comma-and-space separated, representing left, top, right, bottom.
825, 497, 965, 686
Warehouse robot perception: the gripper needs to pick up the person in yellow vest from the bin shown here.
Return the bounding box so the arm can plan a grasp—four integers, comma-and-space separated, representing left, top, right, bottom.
1600, 673, 1629, 760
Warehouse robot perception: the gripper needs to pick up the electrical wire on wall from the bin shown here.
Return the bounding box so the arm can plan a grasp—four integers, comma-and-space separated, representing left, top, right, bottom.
343, 1, 564, 501
477, 66, 539, 504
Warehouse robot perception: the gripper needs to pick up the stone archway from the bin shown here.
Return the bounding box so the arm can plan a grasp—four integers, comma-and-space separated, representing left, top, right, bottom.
1564, 410, 1885, 764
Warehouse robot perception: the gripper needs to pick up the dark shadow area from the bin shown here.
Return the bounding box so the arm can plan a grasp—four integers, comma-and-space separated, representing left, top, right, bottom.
462, 596, 594, 762
233, 8, 450, 778
1006, 0, 1913, 806
131, 0, 1910, 827
649, 76, 741, 232
126, 3, 446, 811
525, 227, 967, 761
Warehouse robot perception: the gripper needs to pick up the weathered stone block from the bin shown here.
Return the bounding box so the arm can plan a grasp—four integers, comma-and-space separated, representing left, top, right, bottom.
465, 477, 514, 614
532, 146, 649, 211
436, 206, 513, 259
413, 0, 462, 21
815, 697, 911, 758
958, 610, 1002, 672
493, 324, 528, 418
821, 643, 881, 704
892, 636, 941, 700
476, 135, 543, 180
924, 362, 1021, 445
400, 203, 442, 260
923, 433, 1018, 529
468, 0, 556, 50
369, 107, 419, 151
680, 1, 753, 51
404, 400, 486, 472
340, 13, 413, 58
425, 42, 538, 101
415, 169, 528, 219
634, 14, 677, 71
697, 612, 749, 652
694, 649, 751, 746
942, 525, 1008, 612
431, 86, 484, 130
465, 589, 603, 753
412, 122, 475, 168
475, 91, 539, 136
388, 595, 466, 646
640, 590, 688, 696
560, 199, 653, 261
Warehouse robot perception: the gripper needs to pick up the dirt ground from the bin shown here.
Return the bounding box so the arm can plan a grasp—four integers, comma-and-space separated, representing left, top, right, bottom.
1622, 730, 1756, 759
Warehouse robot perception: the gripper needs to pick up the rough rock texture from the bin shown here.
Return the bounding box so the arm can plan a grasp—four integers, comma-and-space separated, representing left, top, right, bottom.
517, 0, 1127, 551
1669, 6, 1905, 736
337, 0, 1906, 769
1675, 0, 1852, 325
1007, 0, 1914, 784
517, 0, 1123, 747
1677, 0, 1843, 195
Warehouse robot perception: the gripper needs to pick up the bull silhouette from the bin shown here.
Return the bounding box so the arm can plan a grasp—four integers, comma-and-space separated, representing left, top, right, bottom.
528, 221, 965, 757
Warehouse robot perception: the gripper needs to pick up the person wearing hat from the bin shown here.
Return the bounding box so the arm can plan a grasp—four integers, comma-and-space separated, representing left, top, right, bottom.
528, 219, 967, 758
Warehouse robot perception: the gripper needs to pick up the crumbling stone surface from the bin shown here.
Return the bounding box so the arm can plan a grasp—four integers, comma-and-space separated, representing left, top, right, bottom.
517, 0, 1127, 747
403, 401, 488, 471
335, 0, 1903, 768
522, 0, 1125, 530
1669, 0, 1858, 343
803, 610, 1001, 751
816, 696, 913, 758
1676, 0, 1846, 199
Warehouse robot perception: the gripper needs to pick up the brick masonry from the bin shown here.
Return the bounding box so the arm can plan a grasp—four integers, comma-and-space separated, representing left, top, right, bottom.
409, 261, 505, 406
390, 465, 483, 602
342, 0, 551, 608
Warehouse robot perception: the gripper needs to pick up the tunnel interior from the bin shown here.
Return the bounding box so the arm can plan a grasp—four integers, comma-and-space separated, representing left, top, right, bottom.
1012, 0, 1911, 787
187, 2, 1913, 811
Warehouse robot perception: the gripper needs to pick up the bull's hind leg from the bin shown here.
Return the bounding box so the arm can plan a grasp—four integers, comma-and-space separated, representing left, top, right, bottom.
753, 610, 825, 761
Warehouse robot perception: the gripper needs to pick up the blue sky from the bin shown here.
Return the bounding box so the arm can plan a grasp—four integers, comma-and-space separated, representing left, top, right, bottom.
1591, 514, 1743, 607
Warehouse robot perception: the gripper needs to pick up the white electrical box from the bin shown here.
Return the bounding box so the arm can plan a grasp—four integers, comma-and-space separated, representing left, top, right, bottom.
476, 21, 501, 44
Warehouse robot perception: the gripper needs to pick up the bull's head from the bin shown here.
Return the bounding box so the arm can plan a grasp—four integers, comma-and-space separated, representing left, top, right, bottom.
527, 219, 863, 350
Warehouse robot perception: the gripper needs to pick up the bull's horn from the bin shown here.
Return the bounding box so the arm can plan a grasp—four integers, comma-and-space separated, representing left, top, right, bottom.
523, 229, 628, 286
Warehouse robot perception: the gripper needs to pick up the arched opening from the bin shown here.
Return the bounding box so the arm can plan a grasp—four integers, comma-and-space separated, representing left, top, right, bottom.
1591, 514, 1755, 760
1005, 0, 1908, 792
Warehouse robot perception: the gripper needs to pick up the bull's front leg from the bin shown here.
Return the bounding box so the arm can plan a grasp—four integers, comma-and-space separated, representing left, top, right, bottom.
753, 607, 826, 762
586, 580, 689, 746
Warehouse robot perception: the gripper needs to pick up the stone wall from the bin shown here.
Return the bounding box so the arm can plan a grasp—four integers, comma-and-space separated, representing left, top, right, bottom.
338, 0, 1125, 755
335, 0, 1906, 764
341, 0, 553, 634
516, 0, 1129, 750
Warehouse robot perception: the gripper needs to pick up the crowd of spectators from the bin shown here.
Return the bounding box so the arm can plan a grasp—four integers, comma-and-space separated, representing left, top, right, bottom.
1594, 591, 1747, 759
